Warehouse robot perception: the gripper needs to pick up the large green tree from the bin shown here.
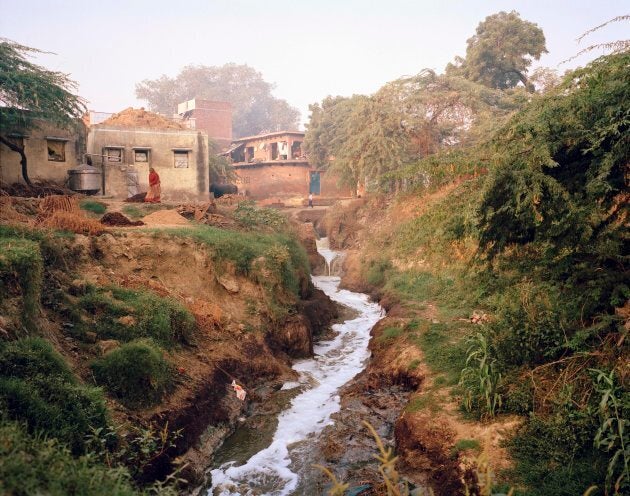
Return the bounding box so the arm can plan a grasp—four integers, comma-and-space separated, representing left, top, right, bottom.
135, 64, 300, 138
447, 11, 547, 91
0, 39, 86, 186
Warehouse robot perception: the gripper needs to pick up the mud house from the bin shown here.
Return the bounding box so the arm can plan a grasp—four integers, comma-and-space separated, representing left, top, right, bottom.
223, 131, 352, 201
86, 108, 211, 201
0, 119, 85, 186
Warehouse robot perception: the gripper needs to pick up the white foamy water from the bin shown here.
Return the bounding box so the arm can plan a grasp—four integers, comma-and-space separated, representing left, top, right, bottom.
209, 242, 383, 496
316, 237, 339, 276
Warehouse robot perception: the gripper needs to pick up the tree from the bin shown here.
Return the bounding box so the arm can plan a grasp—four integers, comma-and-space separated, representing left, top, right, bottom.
0, 39, 86, 186
447, 11, 547, 91
135, 64, 300, 138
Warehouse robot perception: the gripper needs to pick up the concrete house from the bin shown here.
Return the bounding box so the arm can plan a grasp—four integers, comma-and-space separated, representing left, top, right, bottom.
0, 119, 84, 186
224, 131, 352, 201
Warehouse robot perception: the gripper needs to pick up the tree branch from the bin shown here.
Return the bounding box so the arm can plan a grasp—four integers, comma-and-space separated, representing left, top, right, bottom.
0, 134, 31, 186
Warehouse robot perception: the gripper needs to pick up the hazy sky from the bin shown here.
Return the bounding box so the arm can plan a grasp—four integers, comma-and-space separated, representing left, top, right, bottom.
1, 1, 627, 127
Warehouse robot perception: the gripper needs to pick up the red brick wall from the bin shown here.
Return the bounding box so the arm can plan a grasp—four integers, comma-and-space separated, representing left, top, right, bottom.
189, 100, 232, 149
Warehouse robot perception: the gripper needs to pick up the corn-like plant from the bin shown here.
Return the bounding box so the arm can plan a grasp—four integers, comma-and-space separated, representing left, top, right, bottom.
591, 368, 629, 496
459, 332, 502, 418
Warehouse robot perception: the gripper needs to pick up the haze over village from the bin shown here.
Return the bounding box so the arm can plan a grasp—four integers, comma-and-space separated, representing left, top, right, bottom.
0, 2, 628, 496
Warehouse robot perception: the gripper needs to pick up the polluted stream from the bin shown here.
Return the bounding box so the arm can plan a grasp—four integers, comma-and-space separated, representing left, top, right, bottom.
208, 238, 384, 495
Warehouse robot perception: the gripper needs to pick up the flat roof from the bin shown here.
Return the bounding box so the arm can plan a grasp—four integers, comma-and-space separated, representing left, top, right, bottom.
232, 130, 305, 143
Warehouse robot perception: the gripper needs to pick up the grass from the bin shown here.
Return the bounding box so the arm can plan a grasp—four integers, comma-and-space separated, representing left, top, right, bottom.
0, 338, 109, 454
121, 203, 168, 220
413, 322, 469, 386
78, 285, 197, 348
377, 325, 405, 342
451, 438, 481, 458
405, 392, 442, 413
159, 225, 310, 296
0, 236, 43, 329
80, 199, 107, 215
91, 339, 173, 409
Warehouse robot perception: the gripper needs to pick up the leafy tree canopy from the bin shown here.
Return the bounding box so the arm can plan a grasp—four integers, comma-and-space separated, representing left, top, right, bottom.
305, 71, 524, 190
0, 38, 86, 184
447, 11, 547, 91
135, 63, 300, 138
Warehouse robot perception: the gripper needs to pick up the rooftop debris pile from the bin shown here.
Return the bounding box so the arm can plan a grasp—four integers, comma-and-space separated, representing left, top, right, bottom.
101, 107, 185, 130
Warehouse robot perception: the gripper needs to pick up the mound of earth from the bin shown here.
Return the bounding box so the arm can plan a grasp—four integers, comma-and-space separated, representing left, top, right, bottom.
141, 209, 189, 226
100, 212, 145, 226
101, 107, 185, 130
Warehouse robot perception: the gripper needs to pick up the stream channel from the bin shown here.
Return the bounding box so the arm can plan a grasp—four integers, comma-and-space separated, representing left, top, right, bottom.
207, 238, 384, 495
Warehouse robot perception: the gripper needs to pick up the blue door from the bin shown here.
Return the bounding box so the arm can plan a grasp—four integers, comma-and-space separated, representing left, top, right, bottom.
309, 172, 321, 194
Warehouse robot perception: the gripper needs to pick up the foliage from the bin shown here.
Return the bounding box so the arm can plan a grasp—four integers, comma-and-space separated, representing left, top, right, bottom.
79, 285, 197, 347
91, 340, 173, 409
135, 63, 300, 137
0, 338, 109, 454
459, 332, 502, 418
0, 236, 43, 328
80, 199, 108, 215
305, 73, 523, 191
446, 11, 547, 91
208, 151, 237, 183
233, 201, 288, 230
507, 406, 606, 496
591, 369, 629, 494
0, 38, 86, 185
0, 419, 140, 496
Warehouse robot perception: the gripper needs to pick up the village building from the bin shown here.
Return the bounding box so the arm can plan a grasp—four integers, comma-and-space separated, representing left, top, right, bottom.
86, 108, 211, 201
177, 99, 233, 150
223, 131, 352, 201
0, 119, 85, 186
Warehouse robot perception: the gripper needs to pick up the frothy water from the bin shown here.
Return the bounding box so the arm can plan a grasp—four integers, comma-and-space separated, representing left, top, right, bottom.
209, 242, 383, 496
316, 237, 339, 276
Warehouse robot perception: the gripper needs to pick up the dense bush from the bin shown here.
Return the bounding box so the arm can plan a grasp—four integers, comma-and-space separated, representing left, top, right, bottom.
0, 338, 109, 454
79, 285, 197, 347
91, 340, 173, 408
0, 420, 139, 496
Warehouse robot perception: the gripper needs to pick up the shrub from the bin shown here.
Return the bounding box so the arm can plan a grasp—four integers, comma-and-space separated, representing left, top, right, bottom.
79, 285, 196, 347
0, 338, 109, 454
0, 236, 43, 328
91, 340, 173, 408
233, 201, 288, 230
487, 282, 567, 368
365, 258, 392, 287
0, 419, 138, 496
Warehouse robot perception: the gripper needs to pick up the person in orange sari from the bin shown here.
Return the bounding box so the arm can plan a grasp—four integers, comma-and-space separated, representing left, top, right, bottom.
144, 167, 161, 203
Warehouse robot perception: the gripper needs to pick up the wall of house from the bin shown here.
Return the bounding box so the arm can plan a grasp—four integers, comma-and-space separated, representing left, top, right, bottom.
87, 126, 209, 201
234, 163, 311, 199
232, 165, 353, 201
0, 121, 82, 186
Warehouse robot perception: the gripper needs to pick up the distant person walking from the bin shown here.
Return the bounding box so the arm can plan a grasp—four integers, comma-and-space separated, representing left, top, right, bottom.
308, 193, 313, 208
145, 167, 161, 203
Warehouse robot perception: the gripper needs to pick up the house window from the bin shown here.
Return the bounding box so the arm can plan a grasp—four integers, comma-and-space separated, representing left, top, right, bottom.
174, 150, 189, 168
134, 149, 150, 163
104, 147, 123, 163
47, 139, 66, 162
